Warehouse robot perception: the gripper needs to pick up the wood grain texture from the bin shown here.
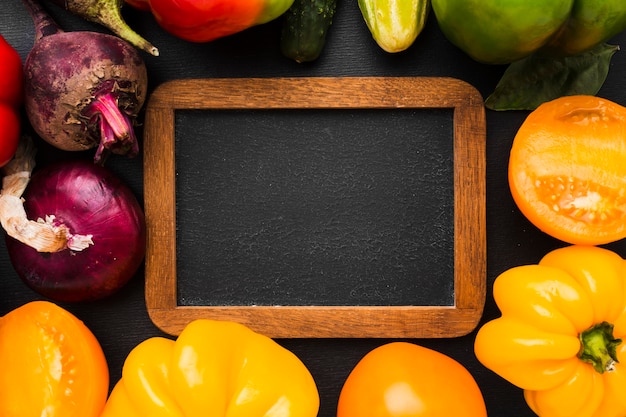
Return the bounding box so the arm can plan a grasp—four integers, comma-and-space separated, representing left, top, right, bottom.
143, 77, 486, 338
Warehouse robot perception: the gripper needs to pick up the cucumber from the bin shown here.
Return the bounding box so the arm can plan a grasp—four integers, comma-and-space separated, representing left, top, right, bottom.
280, 0, 338, 63
358, 0, 430, 53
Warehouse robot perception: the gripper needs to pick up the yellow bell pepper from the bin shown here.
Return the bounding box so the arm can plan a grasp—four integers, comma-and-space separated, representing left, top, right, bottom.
474, 245, 626, 417
100, 319, 320, 417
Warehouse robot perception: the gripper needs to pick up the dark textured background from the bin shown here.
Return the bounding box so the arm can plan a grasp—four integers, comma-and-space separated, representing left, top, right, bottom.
2, 1, 626, 416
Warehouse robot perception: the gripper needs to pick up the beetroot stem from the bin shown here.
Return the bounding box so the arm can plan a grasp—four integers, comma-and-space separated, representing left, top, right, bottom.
22, 0, 64, 41
86, 92, 140, 164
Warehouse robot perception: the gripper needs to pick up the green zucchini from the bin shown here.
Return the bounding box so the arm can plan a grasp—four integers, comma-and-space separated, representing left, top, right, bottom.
280, 0, 338, 63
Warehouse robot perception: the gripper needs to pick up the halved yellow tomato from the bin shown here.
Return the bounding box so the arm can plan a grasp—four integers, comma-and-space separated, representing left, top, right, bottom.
509, 95, 626, 245
337, 342, 487, 417
0, 301, 109, 417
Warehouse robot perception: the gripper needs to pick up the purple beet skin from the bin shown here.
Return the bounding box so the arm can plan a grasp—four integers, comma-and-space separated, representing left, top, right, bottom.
22, 0, 148, 164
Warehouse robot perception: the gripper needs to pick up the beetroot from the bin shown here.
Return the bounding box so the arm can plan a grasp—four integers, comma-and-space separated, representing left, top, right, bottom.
22, 0, 148, 164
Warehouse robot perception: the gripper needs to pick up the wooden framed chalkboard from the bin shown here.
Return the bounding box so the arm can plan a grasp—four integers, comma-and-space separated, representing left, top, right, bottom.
143, 77, 486, 338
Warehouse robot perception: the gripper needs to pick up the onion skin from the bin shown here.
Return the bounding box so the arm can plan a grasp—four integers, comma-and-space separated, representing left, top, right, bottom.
22, 0, 148, 164
5, 159, 146, 302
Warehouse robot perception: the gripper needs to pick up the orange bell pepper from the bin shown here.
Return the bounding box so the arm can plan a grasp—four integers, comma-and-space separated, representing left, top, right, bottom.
0, 301, 109, 417
101, 318, 320, 417
474, 245, 626, 417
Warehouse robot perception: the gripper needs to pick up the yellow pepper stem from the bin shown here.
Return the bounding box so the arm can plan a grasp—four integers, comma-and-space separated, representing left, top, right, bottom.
578, 321, 622, 374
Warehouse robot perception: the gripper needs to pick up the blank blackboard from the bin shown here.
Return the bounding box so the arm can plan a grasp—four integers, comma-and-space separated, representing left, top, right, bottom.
175, 108, 454, 307
143, 77, 486, 338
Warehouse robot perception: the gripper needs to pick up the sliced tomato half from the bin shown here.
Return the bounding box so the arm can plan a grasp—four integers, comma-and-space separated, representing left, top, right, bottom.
0, 301, 109, 417
509, 95, 626, 245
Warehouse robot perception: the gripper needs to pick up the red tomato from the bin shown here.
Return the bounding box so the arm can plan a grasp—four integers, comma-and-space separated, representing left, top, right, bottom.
0, 34, 23, 108
337, 342, 487, 417
0, 35, 22, 167
0, 104, 20, 167
0, 301, 109, 417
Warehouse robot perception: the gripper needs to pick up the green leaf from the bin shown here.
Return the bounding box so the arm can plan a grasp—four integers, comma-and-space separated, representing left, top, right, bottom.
485, 43, 620, 111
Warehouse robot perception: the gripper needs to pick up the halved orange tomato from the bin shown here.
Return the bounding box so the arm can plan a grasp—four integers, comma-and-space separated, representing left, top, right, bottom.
0, 301, 109, 417
337, 342, 487, 417
509, 95, 626, 245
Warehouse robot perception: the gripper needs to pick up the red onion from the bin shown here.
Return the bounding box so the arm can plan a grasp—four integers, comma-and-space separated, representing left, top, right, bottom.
22, 0, 148, 164
1, 139, 146, 302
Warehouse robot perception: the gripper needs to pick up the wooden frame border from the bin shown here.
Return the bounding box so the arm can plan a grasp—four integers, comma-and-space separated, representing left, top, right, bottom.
143, 77, 486, 338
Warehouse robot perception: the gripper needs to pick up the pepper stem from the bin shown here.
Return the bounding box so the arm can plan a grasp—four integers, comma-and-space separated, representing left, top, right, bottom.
578, 321, 622, 373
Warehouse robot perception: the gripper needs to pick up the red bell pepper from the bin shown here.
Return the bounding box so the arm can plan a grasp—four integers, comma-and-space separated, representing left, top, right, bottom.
0, 35, 22, 167
125, 0, 295, 43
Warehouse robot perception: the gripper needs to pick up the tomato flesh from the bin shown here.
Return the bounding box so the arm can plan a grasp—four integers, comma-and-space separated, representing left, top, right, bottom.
509, 95, 626, 245
0, 301, 109, 417
535, 175, 625, 225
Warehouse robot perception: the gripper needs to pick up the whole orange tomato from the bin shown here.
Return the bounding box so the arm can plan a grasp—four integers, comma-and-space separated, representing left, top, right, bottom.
337, 342, 487, 417
0, 301, 109, 417
509, 95, 626, 245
